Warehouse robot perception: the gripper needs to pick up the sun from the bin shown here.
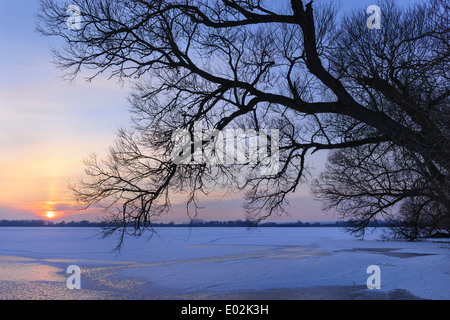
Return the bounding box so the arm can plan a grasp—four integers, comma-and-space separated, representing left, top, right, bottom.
45, 211, 56, 219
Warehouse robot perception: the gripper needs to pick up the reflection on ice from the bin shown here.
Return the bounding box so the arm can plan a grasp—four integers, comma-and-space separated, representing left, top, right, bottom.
0, 257, 64, 282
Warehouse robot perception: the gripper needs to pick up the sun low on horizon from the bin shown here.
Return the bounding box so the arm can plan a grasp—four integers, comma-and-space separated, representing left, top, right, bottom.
41, 199, 64, 220
34, 200, 76, 221
44, 211, 56, 219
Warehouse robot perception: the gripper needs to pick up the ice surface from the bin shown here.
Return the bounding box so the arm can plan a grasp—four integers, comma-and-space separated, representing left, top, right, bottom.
0, 227, 448, 299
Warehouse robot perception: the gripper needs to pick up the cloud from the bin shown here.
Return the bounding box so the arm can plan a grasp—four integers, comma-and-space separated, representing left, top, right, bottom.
0, 205, 38, 220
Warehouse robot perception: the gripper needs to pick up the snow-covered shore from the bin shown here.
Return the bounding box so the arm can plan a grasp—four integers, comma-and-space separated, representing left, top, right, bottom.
0, 227, 448, 300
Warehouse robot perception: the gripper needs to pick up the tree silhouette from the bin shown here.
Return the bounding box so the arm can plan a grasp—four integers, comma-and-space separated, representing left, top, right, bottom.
37, 0, 449, 245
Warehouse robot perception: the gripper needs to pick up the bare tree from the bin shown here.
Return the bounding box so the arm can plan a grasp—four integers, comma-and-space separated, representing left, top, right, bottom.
37, 0, 449, 246
312, 142, 450, 239
312, 0, 450, 239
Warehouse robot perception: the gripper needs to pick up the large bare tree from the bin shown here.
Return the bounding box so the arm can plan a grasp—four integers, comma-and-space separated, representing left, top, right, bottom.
311, 0, 450, 238
37, 0, 449, 245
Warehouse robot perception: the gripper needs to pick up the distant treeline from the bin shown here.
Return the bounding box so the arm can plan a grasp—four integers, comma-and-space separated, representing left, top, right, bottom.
0, 219, 394, 228
0, 219, 104, 227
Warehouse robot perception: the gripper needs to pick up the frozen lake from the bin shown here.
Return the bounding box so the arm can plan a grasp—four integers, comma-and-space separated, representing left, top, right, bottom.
0, 227, 448, 300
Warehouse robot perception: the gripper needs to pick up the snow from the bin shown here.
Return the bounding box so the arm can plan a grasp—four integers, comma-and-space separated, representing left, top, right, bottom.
0, 227, 448, 299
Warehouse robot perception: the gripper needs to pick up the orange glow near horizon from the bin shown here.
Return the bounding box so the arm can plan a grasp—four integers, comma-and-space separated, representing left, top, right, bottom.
42, 201, 58, 220
0, 146, 81, 220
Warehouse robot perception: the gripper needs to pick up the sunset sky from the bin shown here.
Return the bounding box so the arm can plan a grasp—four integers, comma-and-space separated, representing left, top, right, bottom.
0, 0, 422, 223
0, 0, 131, 221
